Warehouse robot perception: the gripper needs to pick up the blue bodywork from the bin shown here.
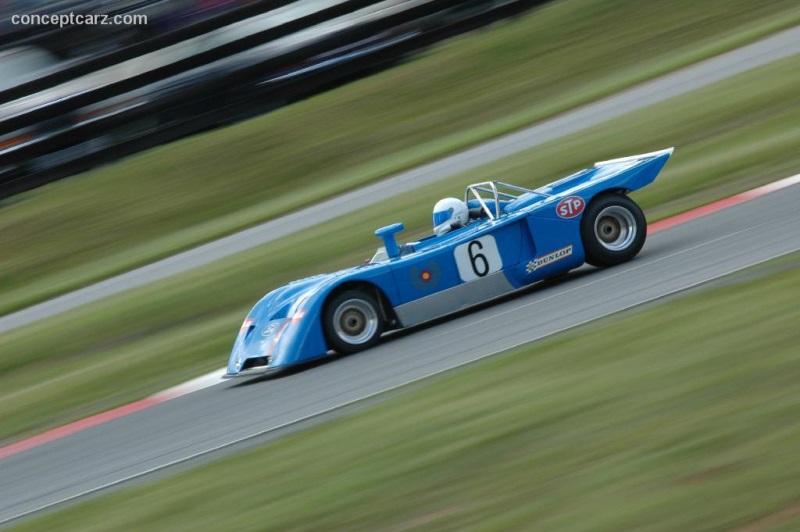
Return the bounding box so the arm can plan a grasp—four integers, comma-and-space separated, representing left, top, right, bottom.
226, 148, 673, 376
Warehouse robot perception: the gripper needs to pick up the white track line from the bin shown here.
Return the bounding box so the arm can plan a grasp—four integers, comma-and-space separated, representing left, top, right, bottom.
2, 246, 798, 528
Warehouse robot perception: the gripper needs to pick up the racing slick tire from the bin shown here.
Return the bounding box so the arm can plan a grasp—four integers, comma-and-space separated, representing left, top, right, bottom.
581, 194, 646, 267
324, 290, 385, 354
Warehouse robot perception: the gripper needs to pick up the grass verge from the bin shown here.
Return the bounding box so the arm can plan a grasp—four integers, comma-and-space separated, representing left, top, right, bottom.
14, 255, 800, 531
0, 54, 798, 444
1, 0, 799, 315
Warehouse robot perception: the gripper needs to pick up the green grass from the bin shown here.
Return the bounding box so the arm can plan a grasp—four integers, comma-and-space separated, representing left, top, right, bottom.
0, 54, 798, 445
1, 0, 799, 315
14, 255, 800, 531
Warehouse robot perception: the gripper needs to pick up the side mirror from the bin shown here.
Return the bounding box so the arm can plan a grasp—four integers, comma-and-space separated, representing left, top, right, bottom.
374, 223, 405, 259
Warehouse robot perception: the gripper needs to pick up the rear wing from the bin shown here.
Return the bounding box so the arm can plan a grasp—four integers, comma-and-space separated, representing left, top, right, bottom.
595, 147, 674, 167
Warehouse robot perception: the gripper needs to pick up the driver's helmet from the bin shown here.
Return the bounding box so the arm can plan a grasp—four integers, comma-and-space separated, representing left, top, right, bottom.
432, 197, 469, 236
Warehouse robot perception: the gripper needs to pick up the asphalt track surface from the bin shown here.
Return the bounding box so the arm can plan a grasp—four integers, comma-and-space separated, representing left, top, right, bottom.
2, 177, 800, 525
1, 24, 799, 334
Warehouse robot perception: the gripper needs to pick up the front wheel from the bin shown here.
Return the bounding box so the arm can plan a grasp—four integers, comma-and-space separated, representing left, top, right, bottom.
323, 290, 384, 354
580, 194, 646, 267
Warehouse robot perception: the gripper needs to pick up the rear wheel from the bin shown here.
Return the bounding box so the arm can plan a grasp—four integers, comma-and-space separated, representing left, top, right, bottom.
324, 290, 384, 354
581, 194, 646, 267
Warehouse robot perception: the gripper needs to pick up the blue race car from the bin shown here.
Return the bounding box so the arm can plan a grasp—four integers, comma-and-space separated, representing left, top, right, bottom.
226, 148, 673, 377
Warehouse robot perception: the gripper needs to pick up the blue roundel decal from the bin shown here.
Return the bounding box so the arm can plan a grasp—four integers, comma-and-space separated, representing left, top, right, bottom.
410, 260, 441, 290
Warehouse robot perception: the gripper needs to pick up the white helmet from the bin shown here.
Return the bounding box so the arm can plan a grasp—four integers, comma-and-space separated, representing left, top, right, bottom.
432, 197, 469, 236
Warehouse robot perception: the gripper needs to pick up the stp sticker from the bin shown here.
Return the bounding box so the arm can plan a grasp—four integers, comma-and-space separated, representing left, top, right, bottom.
556, 196, 585, 219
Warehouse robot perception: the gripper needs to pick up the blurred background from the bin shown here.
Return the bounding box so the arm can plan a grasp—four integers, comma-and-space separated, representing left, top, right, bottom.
0, 0, 546, 197
1, 0, 799, 528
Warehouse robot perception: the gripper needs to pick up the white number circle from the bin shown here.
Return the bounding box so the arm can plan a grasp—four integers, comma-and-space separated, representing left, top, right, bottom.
454, 235, 503, 282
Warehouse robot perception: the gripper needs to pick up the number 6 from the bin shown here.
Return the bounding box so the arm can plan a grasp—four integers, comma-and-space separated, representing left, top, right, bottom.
455, 235, 502, 282
468, 241, 489, 277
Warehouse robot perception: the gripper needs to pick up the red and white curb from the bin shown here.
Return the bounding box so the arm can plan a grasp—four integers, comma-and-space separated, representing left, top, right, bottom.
0, 368, 226, 460
1, 172, 799, 461
648, 173, 800, 234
